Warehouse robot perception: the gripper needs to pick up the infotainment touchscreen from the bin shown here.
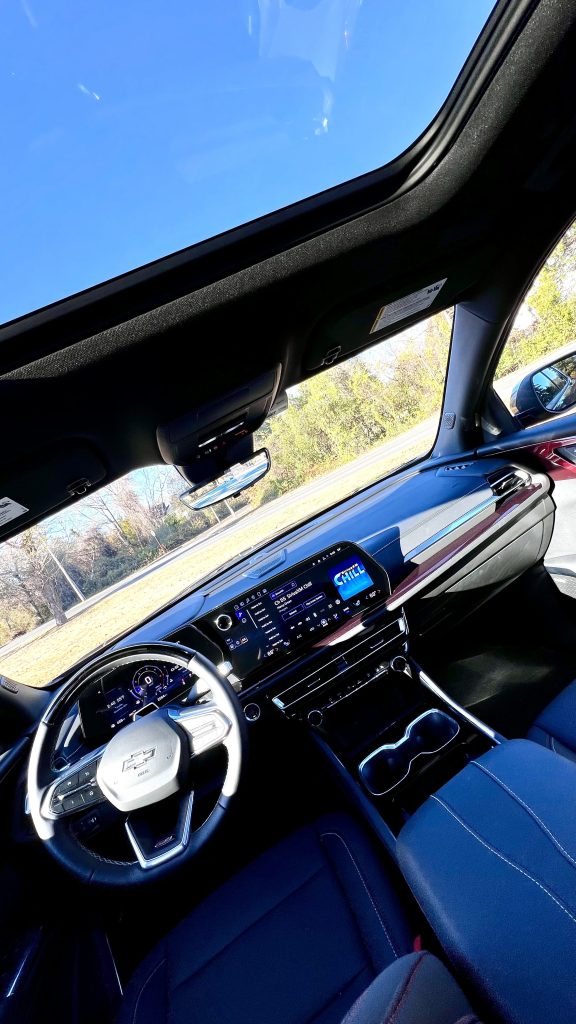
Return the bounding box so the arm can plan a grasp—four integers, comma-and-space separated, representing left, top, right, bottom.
203, 543, 388, 679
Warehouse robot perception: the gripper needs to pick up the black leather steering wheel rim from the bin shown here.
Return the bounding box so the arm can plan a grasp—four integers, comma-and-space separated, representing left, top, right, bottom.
27, 643, 247, 886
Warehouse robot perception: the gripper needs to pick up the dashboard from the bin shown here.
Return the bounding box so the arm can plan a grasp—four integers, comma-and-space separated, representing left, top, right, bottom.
40, 455, 556, 774
69, 455, 553, 737
64, 544, 390, 753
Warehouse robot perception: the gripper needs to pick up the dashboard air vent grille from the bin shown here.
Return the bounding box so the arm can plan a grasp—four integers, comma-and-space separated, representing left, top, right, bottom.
487, 467, 530, 497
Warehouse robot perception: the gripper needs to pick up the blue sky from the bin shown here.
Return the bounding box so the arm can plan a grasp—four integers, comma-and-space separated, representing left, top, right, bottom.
1, 0, 494, 324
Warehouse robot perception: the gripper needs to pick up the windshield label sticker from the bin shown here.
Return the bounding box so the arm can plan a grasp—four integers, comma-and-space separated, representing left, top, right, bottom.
0, 497, 29, 527
370, 278, 447, 334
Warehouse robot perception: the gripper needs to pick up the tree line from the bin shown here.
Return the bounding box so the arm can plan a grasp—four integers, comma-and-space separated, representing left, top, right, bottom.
0, 472, 223, 646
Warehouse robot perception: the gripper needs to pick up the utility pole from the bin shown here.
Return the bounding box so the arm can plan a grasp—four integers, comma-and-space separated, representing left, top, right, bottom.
45, 546, 86, 603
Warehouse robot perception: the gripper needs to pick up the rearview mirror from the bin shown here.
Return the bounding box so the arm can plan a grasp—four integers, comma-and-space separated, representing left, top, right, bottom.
510, 353, 576, 427
179, 448, 271, 511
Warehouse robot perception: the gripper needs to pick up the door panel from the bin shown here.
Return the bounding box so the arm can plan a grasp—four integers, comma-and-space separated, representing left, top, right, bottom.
478, 417, 576, 595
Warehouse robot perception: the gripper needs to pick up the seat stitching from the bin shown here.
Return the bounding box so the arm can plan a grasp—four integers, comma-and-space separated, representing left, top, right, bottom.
431, 796, 576, 928
385, 953, 426, 1023
472, 761, 576, 869
321, 831, 398, 958
318, 835, 383, 977
131, 958, 166, 1024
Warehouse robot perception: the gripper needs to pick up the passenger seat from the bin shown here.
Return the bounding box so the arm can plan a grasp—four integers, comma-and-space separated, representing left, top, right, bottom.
527, 680, 576, 762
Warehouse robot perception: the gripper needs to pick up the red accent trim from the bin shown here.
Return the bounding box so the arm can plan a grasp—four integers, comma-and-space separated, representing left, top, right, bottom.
526, 435, 576, 481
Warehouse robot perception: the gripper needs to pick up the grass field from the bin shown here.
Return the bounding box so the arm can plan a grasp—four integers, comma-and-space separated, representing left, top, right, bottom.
0, 434, 431, 688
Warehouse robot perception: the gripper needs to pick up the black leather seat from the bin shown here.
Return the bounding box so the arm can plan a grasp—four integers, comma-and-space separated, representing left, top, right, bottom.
339, 951, 479, 1024
527, 680, 576, 761
118, 813, 478, 1024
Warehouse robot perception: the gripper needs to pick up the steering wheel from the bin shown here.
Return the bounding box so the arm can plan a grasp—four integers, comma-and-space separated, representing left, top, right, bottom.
27, 643, 247, 886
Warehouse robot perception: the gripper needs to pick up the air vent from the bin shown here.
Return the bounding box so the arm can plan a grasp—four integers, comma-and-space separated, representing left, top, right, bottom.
487, 467, 530, 497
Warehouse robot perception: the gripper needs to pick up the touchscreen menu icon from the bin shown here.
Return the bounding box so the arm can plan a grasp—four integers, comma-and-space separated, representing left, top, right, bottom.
331, 559, 374, 601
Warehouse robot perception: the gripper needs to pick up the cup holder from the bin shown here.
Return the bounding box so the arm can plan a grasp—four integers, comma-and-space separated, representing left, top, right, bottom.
358, 709, 460, 796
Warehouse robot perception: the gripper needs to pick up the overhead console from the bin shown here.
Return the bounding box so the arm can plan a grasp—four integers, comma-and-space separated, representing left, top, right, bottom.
157, 367, 281, 487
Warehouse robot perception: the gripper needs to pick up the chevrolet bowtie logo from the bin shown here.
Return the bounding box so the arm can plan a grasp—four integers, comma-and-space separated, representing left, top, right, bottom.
122, 747, 156, 772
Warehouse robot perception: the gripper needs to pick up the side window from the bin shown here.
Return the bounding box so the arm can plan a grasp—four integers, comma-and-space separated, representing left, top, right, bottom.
493, 222, 576, 427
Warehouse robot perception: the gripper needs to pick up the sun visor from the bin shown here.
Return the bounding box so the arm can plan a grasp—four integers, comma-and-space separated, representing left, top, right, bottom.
0, 442, 107, 541
156, 367, 280, 467
303, 250, 492, 372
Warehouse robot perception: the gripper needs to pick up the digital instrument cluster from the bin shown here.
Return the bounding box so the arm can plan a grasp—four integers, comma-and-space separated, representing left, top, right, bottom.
79, 659, 195, 742
199, 543, 389, 681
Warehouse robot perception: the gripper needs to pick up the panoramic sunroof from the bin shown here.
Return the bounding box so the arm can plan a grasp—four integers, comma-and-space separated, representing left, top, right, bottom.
2, 0, 495, 324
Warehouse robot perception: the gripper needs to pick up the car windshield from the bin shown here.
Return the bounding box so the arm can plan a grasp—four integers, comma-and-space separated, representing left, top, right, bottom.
1, 0, 495, 323
0, 308, 451, 687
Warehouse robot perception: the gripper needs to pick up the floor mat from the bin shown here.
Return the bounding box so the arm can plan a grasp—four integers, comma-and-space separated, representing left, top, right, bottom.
427, 643, 575, 738
417, 565, 576, 738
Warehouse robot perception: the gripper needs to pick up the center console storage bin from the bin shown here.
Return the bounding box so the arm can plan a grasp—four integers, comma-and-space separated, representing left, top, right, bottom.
397, 739, 576, 1024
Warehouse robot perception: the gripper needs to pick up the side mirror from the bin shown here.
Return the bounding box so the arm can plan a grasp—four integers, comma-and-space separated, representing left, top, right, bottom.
179, 448, 271, 511
510, 354, 576, 427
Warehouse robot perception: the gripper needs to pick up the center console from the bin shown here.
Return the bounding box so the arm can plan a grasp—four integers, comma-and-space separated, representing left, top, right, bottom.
303, 655, 496, 839
195, 541, 498, 844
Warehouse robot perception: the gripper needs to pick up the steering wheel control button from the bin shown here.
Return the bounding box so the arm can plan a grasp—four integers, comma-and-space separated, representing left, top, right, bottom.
55, 773, 79, 796
244, 703, 261, 722
215, 613, 233, 632
78, 766, 96, 785
170, 706, 232, 754
62, 791, 86, 812
75, 811, 101, 838
82, 785, 103, 805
